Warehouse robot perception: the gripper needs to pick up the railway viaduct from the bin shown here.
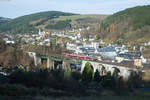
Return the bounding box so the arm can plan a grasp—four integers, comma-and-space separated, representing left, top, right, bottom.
28, 52, 82, 70
28, 52, 146, 80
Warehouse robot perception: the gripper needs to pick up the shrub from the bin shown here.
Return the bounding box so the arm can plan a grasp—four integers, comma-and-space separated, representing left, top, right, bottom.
71, 71, 81, 81
0, 84, 28, 96
101, 71, 115, 88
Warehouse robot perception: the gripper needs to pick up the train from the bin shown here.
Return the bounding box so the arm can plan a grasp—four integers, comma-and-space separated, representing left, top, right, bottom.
61, 53, 97, 61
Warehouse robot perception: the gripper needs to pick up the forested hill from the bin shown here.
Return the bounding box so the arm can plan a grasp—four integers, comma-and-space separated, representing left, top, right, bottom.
98, 5, 150, 43
0, 11, 75, 34
0, 17, 11, 24
0, 11, 108, 34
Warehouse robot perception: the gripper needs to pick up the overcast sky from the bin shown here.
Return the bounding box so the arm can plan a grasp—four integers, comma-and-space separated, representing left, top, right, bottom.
0, 0, 150, 18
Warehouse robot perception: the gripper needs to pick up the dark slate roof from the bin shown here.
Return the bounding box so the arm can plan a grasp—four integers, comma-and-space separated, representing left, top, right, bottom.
117, 52, 141, 59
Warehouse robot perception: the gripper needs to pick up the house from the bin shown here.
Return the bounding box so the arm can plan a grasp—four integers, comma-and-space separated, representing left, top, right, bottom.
83, 42, 92, 48
77, 32, 81, 39
69, 35, 77, 40
6, 40, 15, 44
91, 42, 99, 49
75, 47, 87, 54
89, 36, 94, 41
116, 53, 132, 63
85, 47, 95, 54
116, 52, 141, 63
76, 40, 81, 43
97, 47, 117, 59
99, 40, 105, 44
143, 41, 150, 46
115, 46, 128, 54
134, 59, 143, 68
66, 42, 77, 51
141, 56, 147, 63
3, 35, 15, 44
82, 38, 87, 42
133, 45, 143, 51
87, 26, 90, 30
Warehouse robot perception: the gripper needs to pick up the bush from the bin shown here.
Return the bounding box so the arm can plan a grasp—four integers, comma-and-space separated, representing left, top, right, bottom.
8, 69, 53, 88
71, 71, 81, 81
0, 84, 28, 96
101, 72, 115, 88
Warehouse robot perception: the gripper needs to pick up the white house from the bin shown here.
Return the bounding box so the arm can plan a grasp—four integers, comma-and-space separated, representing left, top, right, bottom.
75, 46, 87, 54
91, 42, 99, 49
98, 47, 117, 59
77, 32, 81, 39
67, 42, 77, 51
141, 56, 147, 63
6, 40, 15, 44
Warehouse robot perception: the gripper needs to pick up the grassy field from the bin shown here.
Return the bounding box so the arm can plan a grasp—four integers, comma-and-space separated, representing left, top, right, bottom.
36, 14, 109, 30
54, 14, 108, 21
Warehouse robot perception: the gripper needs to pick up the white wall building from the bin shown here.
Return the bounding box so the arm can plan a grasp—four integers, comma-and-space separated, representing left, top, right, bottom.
6, 40, 15, 44
91, 42, 99, 49
67, 42, 77, 51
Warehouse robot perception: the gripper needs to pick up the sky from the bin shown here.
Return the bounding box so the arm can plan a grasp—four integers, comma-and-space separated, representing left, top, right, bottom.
0, 0, 150, 18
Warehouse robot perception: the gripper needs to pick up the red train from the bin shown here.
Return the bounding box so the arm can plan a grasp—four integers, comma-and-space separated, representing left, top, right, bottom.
61, 53, 97, 61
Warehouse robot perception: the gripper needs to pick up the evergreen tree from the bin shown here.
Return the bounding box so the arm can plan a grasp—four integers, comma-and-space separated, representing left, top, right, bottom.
81, 62, 94, 83
112, 67, 120, 79
64, 66, 71, 80
101, 71, 115, 88
112, 67, 121, 91
94, 69, 101, 83
71, 71, 81, 81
